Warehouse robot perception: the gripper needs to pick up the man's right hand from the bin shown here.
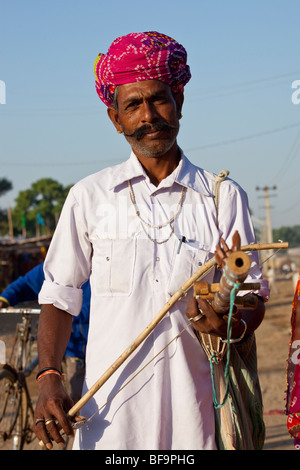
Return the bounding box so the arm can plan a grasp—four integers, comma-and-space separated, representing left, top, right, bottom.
33, 374, 75, 449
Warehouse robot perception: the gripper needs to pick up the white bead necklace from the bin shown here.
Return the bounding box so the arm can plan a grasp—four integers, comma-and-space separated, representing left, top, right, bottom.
128, 180, 186, 244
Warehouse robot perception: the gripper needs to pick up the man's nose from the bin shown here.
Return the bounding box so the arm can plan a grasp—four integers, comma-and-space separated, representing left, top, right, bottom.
141, 102, 159, 122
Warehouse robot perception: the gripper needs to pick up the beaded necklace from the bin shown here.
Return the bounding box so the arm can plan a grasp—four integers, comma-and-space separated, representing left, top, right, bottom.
127, 180, 186, 244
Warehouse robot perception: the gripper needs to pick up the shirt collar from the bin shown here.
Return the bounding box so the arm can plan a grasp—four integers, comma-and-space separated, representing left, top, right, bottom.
107, 150, 213, 197
175, 151, 212, 196
107, 152, 146, 191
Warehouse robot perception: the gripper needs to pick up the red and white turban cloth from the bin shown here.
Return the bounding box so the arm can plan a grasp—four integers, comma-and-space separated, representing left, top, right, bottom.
94, 31, 191, 107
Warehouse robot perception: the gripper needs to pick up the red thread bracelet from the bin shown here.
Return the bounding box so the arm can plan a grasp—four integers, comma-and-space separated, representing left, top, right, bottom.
36, 369, 63, 382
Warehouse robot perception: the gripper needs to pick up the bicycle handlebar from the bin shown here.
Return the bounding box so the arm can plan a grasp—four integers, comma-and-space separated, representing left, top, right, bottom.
0, 308, 41, 314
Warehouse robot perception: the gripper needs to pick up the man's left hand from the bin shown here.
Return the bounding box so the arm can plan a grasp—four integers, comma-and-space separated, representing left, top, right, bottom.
186, 295, 244, 339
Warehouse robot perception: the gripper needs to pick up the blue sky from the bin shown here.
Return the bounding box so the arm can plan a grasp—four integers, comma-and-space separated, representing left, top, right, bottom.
0, 0, 300, 230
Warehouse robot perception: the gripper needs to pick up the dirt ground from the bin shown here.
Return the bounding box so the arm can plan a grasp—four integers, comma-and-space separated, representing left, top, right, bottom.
0, 277, 297, 451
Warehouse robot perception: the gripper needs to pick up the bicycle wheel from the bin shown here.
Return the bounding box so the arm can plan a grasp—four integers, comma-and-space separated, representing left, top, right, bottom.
0, 367, 20, 445
13, 379, 30, 450
0, 366, 29, 450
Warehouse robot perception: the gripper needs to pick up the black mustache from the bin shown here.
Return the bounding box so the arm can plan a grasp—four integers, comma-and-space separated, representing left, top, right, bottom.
124, 121, 178, 141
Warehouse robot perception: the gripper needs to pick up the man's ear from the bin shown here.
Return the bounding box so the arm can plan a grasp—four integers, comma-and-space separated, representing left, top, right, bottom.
174, 91, 184, 118
107, 107, 123, 133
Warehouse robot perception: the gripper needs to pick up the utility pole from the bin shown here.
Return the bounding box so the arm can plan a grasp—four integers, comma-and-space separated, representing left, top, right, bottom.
7, 205, 14, 239
256, 185, 278, 291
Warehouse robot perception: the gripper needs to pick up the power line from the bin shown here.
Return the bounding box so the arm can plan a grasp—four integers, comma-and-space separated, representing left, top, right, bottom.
2, 122, 300, 166
186, 122, 300, 152
269, 127, 300, 185
187, 70, 300, 101
276, 194, 300, 214
188, 79, 291, 103
0, 158, 121, 167
1, 71, 299, 116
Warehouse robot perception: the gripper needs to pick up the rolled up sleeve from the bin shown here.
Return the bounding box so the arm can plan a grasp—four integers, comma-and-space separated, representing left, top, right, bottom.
39, 280, 83, 316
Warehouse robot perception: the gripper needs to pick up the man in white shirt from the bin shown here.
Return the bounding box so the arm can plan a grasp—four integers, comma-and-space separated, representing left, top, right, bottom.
34, 31, 269, 450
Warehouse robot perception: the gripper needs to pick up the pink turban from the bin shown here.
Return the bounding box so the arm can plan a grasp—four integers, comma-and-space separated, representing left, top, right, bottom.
94, 31, 191, 107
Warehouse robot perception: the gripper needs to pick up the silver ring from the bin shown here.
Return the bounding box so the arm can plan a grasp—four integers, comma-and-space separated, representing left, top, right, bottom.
189, 310, 205, 322
35, 418, 45, 425
45, 418, 55, 426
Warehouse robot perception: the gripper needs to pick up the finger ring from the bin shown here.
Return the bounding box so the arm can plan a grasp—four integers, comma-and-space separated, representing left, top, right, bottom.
45, 418, 55, 426
189, 310, 205, 322
35, 418, 45, 425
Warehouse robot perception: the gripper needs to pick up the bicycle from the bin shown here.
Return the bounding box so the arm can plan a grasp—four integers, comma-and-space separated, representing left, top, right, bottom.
0, 307, 40, 450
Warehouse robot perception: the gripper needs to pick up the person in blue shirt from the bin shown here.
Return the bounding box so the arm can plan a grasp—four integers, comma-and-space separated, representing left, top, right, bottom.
0, 262, 90, 402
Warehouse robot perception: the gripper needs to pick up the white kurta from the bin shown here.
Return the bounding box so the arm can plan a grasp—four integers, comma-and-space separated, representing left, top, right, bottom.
39, 152, 269, 450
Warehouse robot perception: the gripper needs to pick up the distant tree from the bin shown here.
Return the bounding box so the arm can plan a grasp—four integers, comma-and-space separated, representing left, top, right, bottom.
273, 225, 300, 249
0, 178, 12, 197
12, 178, 72, 237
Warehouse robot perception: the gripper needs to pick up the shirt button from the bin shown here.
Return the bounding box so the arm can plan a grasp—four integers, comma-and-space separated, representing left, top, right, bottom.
156, 257, 160, 262
106, 257, 110, 261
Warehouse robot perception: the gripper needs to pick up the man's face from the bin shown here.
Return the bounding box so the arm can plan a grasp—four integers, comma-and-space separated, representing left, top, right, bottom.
108, 80, 183, 159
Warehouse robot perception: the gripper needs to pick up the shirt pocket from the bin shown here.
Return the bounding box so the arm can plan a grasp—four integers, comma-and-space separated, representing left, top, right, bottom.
167, 241, 215, 296
91, 237, 136, 296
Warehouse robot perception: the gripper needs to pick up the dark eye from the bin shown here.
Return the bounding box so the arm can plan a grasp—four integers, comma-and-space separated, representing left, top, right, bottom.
152, 95, 169, 104
125, 100, 140, 111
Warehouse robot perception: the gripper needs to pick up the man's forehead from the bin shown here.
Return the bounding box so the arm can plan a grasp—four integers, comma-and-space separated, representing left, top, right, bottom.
118, 80, 172, 100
